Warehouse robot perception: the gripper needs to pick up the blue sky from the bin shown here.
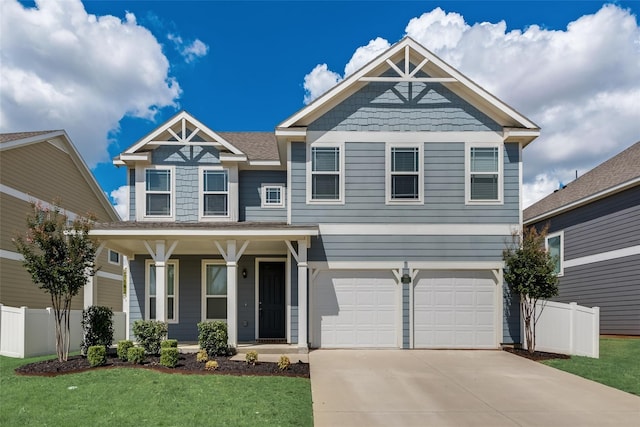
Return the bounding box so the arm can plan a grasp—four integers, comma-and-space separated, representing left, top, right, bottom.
2, 0, 639, 217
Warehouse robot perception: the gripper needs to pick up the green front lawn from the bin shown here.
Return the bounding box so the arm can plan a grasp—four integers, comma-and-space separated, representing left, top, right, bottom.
543, 337, 640, 396
0, 355, 313, 426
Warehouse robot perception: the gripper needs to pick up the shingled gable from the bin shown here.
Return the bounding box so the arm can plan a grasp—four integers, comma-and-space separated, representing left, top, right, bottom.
276, 36, 540, 145
114, 110, 247, 165
524, 141, 640, 224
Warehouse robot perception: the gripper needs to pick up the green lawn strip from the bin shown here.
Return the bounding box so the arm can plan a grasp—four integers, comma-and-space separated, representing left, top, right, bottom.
542, 337, 640, 396
0, 355, 312, 426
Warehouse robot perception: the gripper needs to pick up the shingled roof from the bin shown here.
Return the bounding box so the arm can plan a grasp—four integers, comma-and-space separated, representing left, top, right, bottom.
0, 130, 59, 144
524, 141, 640, 223
217, 132, 279, 161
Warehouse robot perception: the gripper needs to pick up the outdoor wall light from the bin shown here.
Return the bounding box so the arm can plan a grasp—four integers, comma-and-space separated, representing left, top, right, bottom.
401, 261, 412, 284
242, 268, 248, 279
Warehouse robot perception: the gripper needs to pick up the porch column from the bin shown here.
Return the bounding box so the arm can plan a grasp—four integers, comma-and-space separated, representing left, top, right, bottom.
226, 240, 238, 348
297, 239, 308, 350
154, 241, 167, 323
84, 243, 106, 308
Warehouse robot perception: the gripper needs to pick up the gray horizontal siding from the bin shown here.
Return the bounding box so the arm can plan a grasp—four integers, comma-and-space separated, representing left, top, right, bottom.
309, 235, 508, 262
308, 80, 501, 132
291, 141, 520, 224
239, 170, 287, 222
555, 254, 640, 335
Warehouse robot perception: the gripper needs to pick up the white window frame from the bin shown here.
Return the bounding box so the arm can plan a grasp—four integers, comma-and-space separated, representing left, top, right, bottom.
145, 259, 179, 324
261, 184, 286, 208
385, 142, 424, 205
136, 165, 175, 221
201, 260, 227, 322
545, 230, 564, 277
306, 141, 345, 204
108, 249, 120, 265
200, 166, 230, 219
465, 142, 503, 205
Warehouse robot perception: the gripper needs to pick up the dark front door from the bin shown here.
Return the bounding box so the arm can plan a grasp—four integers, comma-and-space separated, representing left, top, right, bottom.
259, 262, 286, 339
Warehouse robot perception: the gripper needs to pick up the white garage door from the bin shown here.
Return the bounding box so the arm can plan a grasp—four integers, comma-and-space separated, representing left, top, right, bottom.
414, 271, 497, 348
311, 271, 398, 348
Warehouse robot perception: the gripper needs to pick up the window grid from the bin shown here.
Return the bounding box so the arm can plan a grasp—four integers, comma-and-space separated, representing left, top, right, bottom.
145, 169, 171, 216
203, 170, 229, 216
311, 147, 340, 201
470, 147, 499, 201
391, 147, 420, 200
147, 262, 177, 322
204, 263, 227, 320
262, 185, 284, 207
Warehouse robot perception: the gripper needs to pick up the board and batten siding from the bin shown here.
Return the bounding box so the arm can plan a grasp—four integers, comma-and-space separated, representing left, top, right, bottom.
290, 141, 520, 225
239, 170, 287, 222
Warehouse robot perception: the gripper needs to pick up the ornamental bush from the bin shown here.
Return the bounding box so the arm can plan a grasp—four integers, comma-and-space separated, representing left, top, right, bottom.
196, 349, 209, 363
80, 306, 114, 356
161, 339, 178, 349
132, 320, 167, 355
205, 360, 219, 371
245, 350, 258, 366
117, 340, 134, 361
197, 321, 231, 357
277, 355, 291, 370
160, 348, 179, 368
127, 347, 146, 364
87, 345, 106, 367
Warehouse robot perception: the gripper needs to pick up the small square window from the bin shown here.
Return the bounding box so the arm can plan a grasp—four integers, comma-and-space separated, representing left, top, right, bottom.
261, 184, 285, 208
108, 250, 120, 265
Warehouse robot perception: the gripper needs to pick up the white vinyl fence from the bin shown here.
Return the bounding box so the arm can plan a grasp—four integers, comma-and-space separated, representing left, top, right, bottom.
0, 305, 126, 358
524, 300, 600, 358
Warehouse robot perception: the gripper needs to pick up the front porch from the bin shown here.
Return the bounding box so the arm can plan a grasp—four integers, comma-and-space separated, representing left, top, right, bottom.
90, 222, 318, 351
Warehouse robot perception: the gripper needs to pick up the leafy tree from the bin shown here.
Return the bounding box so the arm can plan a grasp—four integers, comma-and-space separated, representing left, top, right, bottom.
503, 225, 559, 353
13, 203, 97, 361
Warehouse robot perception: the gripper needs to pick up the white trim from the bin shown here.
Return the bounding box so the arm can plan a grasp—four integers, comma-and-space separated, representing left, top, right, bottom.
518, 143, 523, 228
199, 165, 233, 221
201, 259, 227, 322
286, 251, 292, 344
308, 261, 504, 270
145, 259, 179, 323
319, 223, 518, 236
254, 258, 288, 341
564, 245, 640, 269
286, 141, 292, 224
306, 130, 504, 144
385, 142, 424, 205
0, 131, 66, 151
274, 127, 307, 137
136, 165, 176, 221
306, 141, 345, 204
96, 270, 123, 281
248, 160, 281, 166
545, 230, 564, 277
524, 177, 640, 225
0, 184, 79, 220
0, 249, 24, 261
91, 228, 318, 237
465, 142, 504, 205
108, 249, 120, 265
260, 184, 286, 208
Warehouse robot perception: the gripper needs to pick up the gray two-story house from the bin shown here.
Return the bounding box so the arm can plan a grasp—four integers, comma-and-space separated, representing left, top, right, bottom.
92, 37, 539, 350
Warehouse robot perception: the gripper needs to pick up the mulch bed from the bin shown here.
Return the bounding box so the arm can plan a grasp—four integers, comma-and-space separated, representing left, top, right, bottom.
15, 351, 309, 378
503, 346, 571, 361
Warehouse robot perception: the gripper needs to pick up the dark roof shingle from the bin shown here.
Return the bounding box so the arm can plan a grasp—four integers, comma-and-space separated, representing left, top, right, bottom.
524, 141, 640, 222
218, 132, 279, 161
0, 130, 60, 144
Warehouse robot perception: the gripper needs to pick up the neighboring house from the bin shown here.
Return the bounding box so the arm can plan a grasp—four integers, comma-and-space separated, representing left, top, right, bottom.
92, 37, 540, 349
0, 130, 123, 312
524, 141, 640, 336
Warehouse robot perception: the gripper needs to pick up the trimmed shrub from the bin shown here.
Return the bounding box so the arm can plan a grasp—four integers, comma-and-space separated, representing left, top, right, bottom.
132, 320, 167, 355
117, 340, 134, 361
196, 349, 209, 363
245, 350, 258, 366
277, 355, 291, 370
80, 306, 113, 356
87, 345, 106, 367
127, 347, 146, 364
197, 321, 230, 357
205, 360, 218, 371
161, 339, 178, 349
160, 348, 179, 368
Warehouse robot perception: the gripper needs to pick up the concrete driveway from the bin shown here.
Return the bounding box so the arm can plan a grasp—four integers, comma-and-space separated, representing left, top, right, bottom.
309, 350, 640, 426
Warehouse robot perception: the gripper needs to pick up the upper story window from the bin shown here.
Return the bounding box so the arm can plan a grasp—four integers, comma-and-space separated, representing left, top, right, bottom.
202, 169, 229, 217
465, 143, 503, 204
386, 144, 423, 204
145, 168, 172, 216
546, 231, 564, 276
261, 184, 285, 208
108, 249, 120, 265
307, 143, 344, 203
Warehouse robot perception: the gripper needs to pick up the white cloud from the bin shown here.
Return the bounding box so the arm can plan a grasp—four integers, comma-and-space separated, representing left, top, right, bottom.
109, 185, 128, 220
168, 33, 209, 63
0, 0, 182, 166
302, 5, 640, 205
343, 37, 391, 76
303, 64, 341, 104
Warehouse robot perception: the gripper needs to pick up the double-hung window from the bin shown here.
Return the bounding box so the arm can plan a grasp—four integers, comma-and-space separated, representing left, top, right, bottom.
203, 169, 229, 217
146, 260, 178, 323
466, 144, 502, 204
387, 144, 423, 203
545, 231, 564, 276
309, 145, 343, 202
145, 169, 172, 216
202, 261, 227, 321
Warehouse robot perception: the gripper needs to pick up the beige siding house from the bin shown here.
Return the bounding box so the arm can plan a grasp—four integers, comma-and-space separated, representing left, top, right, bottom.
0, 130, 123, 311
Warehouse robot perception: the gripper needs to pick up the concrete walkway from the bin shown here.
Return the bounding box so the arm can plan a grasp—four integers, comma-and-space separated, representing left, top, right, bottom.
309, 349, 640, 426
